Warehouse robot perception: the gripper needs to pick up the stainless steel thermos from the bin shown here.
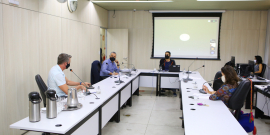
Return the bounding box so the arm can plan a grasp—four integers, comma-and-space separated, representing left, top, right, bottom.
45, 90, 58, 119
29, 92, 42, 122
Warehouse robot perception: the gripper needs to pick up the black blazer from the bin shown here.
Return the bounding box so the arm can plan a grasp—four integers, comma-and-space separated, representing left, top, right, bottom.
159, 58, 176, 70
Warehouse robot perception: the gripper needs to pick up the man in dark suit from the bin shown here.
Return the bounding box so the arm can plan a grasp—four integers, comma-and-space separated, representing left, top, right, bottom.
159, 51, 177, 97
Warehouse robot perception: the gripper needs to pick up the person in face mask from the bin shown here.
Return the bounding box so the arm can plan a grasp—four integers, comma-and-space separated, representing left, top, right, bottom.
159, 51, 176, 71
47, 53, 90, 97
253, 55, 263, 75
203, 66, 239, 107
159, 51, 177, 96
100, 52, 120, 79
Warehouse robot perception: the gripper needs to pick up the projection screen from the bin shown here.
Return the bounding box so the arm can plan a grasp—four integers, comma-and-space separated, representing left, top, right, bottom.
152, 13, 222, 60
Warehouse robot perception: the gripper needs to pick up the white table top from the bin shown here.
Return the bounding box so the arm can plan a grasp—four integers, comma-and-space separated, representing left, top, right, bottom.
10, 70, 144, 134
254, 85, 269, 90
240, 76, 270, 83
180, 71, 247, 135
10, 69, 181, 134
254, 85, 270, 95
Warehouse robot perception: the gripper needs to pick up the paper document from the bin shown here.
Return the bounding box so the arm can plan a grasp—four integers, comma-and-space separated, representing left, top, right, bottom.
193, 93, 211, 99
88, 89, 96, 93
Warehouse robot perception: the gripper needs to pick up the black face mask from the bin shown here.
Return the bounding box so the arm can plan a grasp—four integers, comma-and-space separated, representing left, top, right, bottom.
66, 63, 70, 69
110, 57, 115, 61
165, 55, 170, 59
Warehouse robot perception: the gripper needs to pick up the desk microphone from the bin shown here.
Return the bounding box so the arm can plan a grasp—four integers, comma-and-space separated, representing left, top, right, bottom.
70, 69, 95, 89
186, 57, 198, 74
199, 77, 221, 94
122, 62, 136, 71
190, 65, 205, 73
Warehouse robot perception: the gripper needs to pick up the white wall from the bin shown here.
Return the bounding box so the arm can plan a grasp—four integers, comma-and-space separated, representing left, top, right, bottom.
0, 0, 108, 134
108, 10, 268, 81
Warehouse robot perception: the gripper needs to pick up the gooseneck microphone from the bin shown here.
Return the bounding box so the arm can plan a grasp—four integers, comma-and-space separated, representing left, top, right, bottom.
70, 69, 95, 89
186, 57, 198, 74
199, 77, 221, 94
191, 65, 205, 73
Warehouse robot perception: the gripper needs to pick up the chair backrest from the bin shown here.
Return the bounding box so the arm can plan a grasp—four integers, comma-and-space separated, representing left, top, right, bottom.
213, 71, 223, 91
91, 60, 102, 85
228, 80, 251, 110
35, 74, 48, 107
259, 63, 266, 77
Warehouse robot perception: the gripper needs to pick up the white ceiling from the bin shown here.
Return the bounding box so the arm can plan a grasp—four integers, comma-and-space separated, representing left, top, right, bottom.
91, 0, 270, 10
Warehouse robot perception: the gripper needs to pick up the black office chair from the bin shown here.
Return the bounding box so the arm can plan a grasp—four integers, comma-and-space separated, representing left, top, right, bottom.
35, 74, 48, 107
213, 71, 223, 91
228, 80, 251, 120
258, 63, 266, 77
91, 60, 102, 84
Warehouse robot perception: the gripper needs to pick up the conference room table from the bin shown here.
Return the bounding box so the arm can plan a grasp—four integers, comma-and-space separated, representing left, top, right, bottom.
10, 69, 247, 135
179, 71, 247, 135
240, 76, 270, 109
254, 85, 270, 118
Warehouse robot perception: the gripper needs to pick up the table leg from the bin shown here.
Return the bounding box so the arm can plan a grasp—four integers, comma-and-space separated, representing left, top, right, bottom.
156, 74, 159, 96
127, 97, 132, 107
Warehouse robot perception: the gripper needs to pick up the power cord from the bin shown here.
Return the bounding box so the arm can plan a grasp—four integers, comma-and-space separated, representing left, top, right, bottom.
169, 77, 178, 84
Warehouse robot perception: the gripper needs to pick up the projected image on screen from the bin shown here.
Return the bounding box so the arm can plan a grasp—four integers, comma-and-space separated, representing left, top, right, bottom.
153, 17, 220, 59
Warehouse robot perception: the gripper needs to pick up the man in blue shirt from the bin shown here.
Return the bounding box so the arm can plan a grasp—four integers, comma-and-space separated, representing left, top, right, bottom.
100, 52, 120, 79
47, 53, 90, 97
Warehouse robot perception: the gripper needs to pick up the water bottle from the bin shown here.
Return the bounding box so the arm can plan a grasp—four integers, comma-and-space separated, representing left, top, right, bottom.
183, 68, 186, 75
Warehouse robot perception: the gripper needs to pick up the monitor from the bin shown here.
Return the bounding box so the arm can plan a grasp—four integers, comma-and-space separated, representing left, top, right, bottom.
231, 56, 235, 67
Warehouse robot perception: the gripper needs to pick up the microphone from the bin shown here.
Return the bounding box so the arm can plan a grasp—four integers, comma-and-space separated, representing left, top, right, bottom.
186, 57, 198, 74
189, 65, 205, 73
122, 62, 136, 71
199, 77, 221, 94
70, 69, 95, 89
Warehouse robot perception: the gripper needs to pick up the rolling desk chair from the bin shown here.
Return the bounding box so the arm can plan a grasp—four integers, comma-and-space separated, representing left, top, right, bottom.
228, 80, 251, 120
35, 74, 48, 107
91, 60, 102, 84
258, 63, 266, 77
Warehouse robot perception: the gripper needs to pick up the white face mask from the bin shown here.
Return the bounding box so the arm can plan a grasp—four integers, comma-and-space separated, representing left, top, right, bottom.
221, 75, 226, 83
254, 60, 256, 63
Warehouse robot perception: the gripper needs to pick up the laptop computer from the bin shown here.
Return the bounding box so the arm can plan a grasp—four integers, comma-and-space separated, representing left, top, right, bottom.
169, 65, 180, 72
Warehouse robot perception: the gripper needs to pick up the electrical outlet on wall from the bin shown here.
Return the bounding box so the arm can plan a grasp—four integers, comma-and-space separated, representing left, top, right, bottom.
9, 0, 19, 6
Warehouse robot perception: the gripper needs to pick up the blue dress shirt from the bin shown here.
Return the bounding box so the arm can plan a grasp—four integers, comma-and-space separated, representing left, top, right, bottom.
100, 59, 120, 76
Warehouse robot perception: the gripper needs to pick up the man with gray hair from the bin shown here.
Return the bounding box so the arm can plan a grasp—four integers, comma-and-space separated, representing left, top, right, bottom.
100, 52, 120, 79
47, 53, 90, 97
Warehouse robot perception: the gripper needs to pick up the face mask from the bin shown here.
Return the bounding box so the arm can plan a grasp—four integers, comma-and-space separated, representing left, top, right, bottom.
254, 60, 256, 63
221, 75, 226, 83
66, 63, 70, 69
165, 55, 170, 59
110, 57, 115, 61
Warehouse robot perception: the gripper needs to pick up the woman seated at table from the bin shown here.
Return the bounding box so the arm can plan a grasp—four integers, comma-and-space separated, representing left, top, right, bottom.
203, 66, 239, 106
254, 55, 263, 74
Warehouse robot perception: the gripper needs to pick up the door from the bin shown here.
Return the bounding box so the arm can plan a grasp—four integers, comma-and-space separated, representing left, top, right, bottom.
106, 29, 128, 67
